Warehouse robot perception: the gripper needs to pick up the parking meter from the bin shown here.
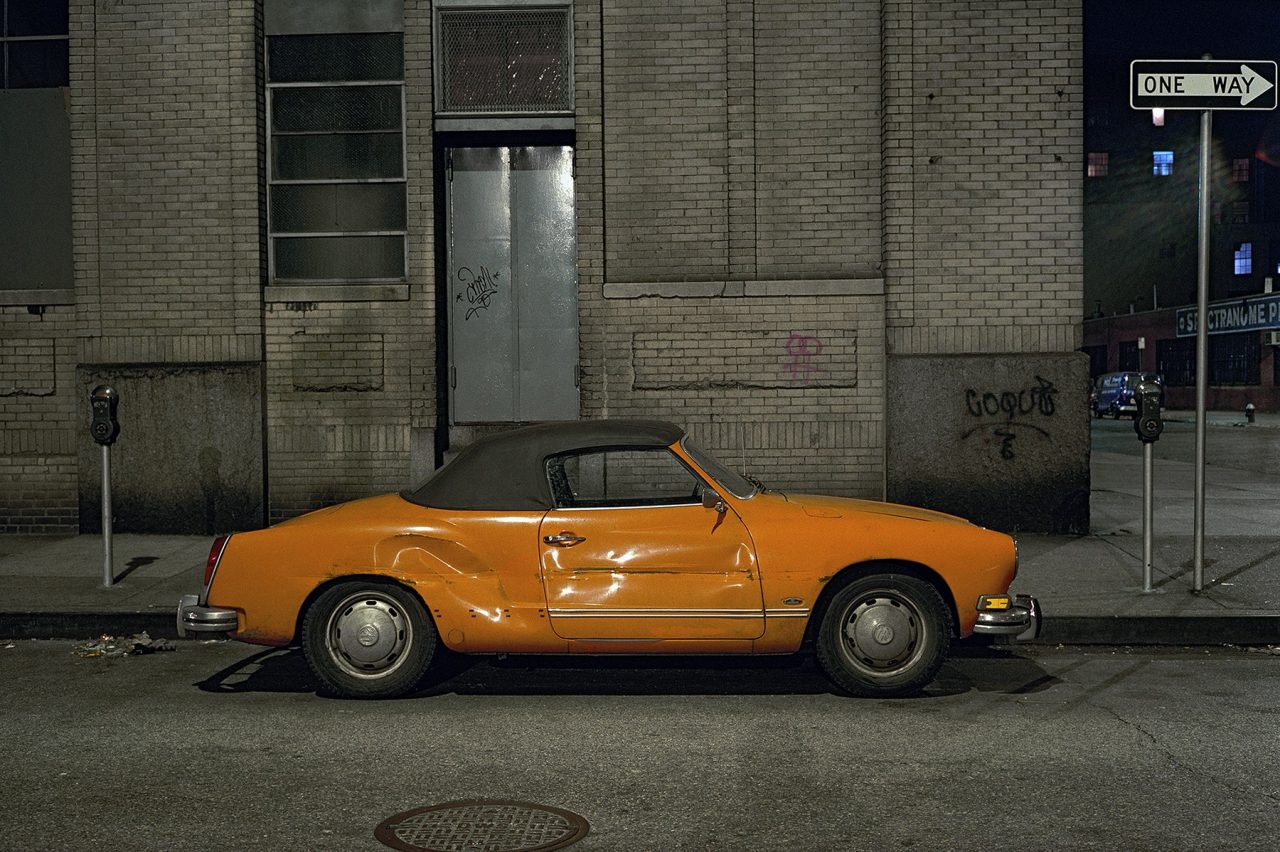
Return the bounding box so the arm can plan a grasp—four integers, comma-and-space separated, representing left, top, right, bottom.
1133, 383, 1163, 443
89, 385, 120, 446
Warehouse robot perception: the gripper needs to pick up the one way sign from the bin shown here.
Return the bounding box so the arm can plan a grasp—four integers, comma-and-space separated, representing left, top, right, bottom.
1130, 59, 1278, 111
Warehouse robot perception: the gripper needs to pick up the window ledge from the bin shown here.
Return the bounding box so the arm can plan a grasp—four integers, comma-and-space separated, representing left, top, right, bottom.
0, 288, 75, 306
603, 278, 885, 299
265, 283, 409, 303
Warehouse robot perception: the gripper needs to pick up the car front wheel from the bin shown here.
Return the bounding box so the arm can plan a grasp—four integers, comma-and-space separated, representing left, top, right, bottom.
302, 581, 436, 699
815, 573, 951, 697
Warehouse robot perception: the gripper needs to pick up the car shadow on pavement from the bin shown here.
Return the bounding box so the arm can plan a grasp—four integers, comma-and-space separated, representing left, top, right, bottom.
194, 643, 1060, 699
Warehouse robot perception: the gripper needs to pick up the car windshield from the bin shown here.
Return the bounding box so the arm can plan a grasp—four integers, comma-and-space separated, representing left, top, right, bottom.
680, 437, 757, 499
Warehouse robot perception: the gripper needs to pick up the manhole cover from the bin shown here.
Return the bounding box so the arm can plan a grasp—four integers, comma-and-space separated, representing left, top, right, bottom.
374, 800, 590, 852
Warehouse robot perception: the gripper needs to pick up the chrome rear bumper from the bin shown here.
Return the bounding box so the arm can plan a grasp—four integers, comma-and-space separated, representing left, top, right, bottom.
176, 593, 238, 638
973, 593, 1040, 640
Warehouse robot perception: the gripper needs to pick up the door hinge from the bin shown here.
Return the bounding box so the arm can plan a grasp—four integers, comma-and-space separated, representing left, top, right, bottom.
446, 152, 453, 182
450, 365, 457, 389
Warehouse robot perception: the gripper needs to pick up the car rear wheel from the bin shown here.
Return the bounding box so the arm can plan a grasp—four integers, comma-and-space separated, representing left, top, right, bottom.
302, 581, 436, 699
815, 573, 951, 698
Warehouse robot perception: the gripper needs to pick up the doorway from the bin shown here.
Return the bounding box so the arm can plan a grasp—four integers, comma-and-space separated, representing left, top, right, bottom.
444, 145, 579, 424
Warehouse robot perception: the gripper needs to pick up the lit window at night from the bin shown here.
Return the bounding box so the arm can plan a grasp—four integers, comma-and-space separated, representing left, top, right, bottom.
1151, 108, 1164, 126
1232, 158, 1251, 182
1234, 242, 1252, 275
1152, 151, 1173, 176
1087, 152, 1108, 177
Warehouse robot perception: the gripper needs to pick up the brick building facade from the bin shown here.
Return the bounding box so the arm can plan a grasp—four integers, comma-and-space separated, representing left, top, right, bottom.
0, 0, 1087, 536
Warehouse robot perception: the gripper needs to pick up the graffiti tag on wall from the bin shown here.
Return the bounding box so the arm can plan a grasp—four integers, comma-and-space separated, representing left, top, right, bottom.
961, 375, 1058, 460
784, 333, 824, 386
457, 266, 500, 320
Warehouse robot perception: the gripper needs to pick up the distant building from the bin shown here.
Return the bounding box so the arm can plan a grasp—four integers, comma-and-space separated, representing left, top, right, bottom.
1, 0, 1088, 535
1083, 95, 1280, 409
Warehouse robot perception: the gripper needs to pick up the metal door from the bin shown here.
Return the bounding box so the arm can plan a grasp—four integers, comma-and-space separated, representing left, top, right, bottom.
446, 146, 579, 423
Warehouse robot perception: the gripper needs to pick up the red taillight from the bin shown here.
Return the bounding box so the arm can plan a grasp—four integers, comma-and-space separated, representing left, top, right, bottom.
204, 535, 230, 588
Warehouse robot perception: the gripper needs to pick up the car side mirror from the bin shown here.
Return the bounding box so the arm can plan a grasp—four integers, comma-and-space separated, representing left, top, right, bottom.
702, 488, 727, 514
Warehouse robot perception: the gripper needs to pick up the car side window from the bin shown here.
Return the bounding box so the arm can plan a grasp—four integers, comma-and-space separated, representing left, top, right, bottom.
547, 448, 704, 509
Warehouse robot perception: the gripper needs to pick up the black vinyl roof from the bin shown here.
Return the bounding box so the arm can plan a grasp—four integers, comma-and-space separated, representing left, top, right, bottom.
402, 419, 685, 511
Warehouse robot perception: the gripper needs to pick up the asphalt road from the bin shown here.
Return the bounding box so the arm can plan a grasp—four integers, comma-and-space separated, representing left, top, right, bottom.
1092, 418, 1280, 478
1, 640, 1278, 851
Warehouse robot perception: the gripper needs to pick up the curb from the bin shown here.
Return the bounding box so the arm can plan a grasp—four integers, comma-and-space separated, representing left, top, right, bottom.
1029, 615, 1280, 646
0, 612, 180, 641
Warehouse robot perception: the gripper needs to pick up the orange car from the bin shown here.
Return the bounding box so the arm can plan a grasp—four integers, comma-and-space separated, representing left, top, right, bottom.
178, 420, 1038, 698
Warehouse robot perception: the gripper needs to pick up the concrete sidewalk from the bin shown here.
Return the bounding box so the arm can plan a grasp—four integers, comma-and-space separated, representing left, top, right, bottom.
2, 414, 1278, 645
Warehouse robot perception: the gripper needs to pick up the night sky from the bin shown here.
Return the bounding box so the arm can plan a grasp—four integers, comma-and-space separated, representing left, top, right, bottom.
1086, 0, 1280, 162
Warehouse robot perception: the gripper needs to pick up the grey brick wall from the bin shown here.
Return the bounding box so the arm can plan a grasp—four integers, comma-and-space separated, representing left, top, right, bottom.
882, 0, 1083, 354
0, 0, 1087, 532
0, 307, 78, 532
262, 1, 436, 524
581, 0, 888, 497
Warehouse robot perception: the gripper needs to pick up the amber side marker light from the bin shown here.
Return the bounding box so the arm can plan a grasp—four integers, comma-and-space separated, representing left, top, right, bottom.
204, 535, 230, 588
976, 594, 1012, 611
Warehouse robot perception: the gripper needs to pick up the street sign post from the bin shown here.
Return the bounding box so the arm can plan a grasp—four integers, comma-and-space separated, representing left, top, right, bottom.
1130, 60, 1277, 110
1130, 56, 1278, 593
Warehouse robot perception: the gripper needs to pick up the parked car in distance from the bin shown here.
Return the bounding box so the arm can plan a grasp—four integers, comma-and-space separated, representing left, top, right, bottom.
1093, 371, 1164, 418
179, 420, 1039, 699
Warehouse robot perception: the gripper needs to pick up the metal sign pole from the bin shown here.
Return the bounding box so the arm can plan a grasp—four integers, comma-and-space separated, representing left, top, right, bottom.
101, 443, 114, 587
1193, 106, 1211, 592
1142, 442, 1154, 592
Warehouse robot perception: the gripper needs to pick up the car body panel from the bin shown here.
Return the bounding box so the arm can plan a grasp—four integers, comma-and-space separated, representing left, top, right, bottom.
539, 503, 764, 641
200, 422, 1022, 658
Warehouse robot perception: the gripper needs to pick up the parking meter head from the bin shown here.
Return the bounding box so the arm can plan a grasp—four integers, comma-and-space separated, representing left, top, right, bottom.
1133, 384, 1163, 443
89, 385, 120, 446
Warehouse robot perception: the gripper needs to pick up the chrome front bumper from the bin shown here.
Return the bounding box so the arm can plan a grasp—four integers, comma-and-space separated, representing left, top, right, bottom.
973, 593, 1040, 640
176, 593, 238, 638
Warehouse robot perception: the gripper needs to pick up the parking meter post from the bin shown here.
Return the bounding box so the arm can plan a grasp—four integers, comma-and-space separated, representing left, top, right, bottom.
1132, 382, 1163, 594
1142, 441, 1153, 593
101, 443, 113, 588
89, 384, 120, 588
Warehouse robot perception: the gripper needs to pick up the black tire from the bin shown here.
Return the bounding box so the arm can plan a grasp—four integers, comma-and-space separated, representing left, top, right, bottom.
302, 580, 436, 699
815, 573, 951, 698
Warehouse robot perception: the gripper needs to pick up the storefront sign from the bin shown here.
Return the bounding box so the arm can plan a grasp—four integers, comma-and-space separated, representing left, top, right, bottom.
1175, 293, 1280, 337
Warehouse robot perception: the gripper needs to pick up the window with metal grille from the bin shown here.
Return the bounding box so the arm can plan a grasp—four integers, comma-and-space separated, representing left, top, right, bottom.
1152, 150, 1173, 176
1118, 341, 1141, 372
1157, 339, 1194, 387
265, 31, 406, 282
1232, 158, 1251, 182
1086, 152, 1108, 178
436, 5, 572, 114
1210, 333, 1260, 386
1081, 345, 1108, 379
1, 1, 68, 88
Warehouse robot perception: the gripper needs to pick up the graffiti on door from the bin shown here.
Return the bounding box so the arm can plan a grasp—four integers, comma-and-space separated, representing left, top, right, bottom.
458, 265, 500, 320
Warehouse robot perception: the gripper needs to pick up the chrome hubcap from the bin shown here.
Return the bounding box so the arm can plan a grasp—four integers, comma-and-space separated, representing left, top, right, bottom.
839, 591, 924, 676
326, 592, 411, 679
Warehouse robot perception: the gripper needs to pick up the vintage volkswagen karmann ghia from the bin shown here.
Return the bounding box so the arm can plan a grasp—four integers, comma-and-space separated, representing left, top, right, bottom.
179, 420, 1038, 698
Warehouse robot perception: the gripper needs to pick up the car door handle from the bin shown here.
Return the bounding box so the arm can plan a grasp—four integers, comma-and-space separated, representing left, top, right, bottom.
543, 532, 586, 547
